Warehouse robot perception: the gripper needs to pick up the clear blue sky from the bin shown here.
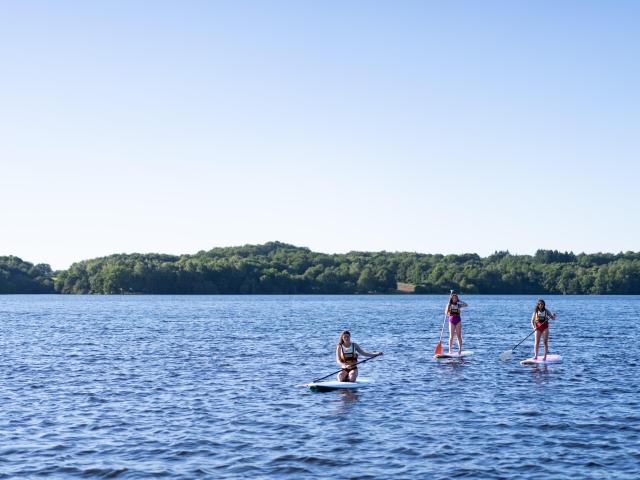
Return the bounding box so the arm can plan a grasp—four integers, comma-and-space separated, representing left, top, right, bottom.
1, 1, 638, 270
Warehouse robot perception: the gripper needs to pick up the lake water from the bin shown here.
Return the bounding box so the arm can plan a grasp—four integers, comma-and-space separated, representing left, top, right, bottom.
0, 295, 638, 479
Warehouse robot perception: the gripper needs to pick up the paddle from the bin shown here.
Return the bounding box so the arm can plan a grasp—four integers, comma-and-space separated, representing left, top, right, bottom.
500, 317, 548, 361
434, 290, 454, 355
434, 314, 446, 355
302, 354, 383, 385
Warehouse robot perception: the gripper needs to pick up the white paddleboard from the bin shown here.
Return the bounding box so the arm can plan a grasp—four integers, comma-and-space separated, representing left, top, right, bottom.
520, 354, 562, 365
306, 377, 371, 392
434, 350, 474, 359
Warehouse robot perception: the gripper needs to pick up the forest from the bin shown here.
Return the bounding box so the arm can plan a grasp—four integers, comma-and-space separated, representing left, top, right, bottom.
2, 242, 640, 294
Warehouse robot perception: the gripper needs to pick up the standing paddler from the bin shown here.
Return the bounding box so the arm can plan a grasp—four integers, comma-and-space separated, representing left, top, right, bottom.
445, 291, 468, 355
531, 298, 556, 361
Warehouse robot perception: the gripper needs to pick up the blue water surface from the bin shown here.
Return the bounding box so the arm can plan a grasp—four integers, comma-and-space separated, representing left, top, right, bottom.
0, 295, 638, 479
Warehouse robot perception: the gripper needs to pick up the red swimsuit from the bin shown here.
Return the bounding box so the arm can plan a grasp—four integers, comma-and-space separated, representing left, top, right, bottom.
535, 310, 548, 332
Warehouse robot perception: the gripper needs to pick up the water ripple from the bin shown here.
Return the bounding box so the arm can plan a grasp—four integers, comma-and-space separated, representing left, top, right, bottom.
0, 295, 639, 478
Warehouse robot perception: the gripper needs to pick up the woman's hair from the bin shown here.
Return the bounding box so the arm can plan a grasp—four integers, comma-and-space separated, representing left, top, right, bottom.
337, 330, 351, 362
449, 293, 458, 305
338, 330, 351, 346
534, 299, 546, 313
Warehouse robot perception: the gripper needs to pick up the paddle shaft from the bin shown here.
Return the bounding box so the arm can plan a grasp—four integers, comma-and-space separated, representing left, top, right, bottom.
436, 290, 455, 346
510, 318, 548, 352
437, 314, 447, 344
312, 354, 381, 383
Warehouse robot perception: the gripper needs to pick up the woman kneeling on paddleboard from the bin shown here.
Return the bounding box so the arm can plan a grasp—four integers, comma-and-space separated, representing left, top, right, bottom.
336, 331, 383, 382
531, 299, 556, 361
445, 291, 468, 354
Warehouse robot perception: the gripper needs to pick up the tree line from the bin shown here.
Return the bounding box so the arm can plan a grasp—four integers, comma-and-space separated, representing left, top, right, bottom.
2, 242, 640, 294
0, 256, 55, 293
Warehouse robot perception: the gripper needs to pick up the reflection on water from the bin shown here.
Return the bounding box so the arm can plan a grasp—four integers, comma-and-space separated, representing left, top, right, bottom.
331, 389, 360, 414
338, 389, 359, 404
527, 364, 552, 384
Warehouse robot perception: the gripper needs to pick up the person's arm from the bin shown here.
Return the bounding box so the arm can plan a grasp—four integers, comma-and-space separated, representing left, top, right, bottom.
458, 301, 468, 308
531, 312, 537, 329
336, 345, 347, 367
354, 343, 383, 357
546, 309, 556, 321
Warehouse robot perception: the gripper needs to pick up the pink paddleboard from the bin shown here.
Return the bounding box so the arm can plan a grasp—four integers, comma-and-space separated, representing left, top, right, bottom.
520, 354, 562, 365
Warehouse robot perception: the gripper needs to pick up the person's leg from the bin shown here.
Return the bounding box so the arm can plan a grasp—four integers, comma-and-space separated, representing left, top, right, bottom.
348, 368, 358, 382
456, 322, 463, 354
448, 320, 454, 353
542, 329, 549, 361
533, 330, 540, 359
337, 369, 348, 382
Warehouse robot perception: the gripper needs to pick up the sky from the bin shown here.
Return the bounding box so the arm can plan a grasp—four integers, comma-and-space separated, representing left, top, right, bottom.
1, 1, 638, 270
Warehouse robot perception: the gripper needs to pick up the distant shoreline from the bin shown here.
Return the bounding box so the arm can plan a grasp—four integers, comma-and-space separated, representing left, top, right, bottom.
2, 242, 639, 295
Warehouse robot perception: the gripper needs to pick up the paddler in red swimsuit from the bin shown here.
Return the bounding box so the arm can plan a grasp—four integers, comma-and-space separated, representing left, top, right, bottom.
531, 299, 556, 361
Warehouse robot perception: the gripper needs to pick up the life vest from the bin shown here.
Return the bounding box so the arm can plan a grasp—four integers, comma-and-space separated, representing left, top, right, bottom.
449, 302, 461, 315
536, 309, 547, 322
341, 343, 358, 364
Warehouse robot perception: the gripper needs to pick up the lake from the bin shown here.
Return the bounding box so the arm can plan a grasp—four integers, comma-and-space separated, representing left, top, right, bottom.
0, 295, 638, 478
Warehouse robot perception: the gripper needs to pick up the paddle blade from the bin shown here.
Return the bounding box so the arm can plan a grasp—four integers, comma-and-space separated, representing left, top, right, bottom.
500, 349, 513, 361
434, 341, 442, 355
